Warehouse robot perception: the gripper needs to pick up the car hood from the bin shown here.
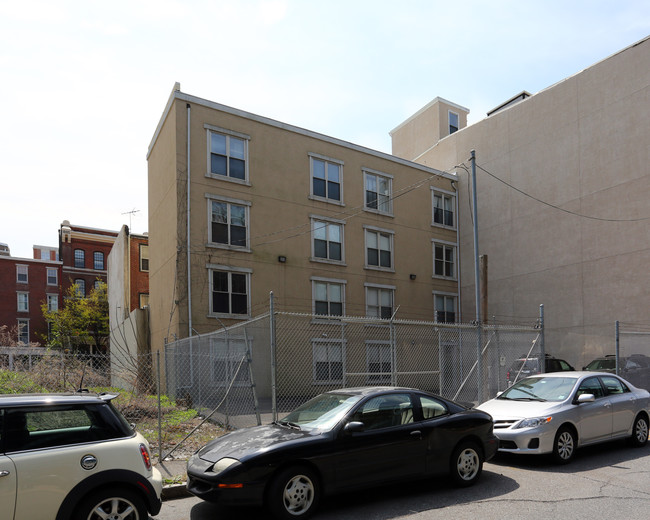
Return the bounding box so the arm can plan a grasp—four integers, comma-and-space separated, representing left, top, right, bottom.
477, 398, 565, 419
197, 424, 318, 463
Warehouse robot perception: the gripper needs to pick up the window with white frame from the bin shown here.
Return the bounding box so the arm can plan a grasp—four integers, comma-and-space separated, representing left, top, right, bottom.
74, 279, 86, 297
210, 269, 250, 316
139, 293, 149, 309
366, 285, 394, 319
208, 128, 248, 181
139, 244, 149, 272
93, 252, 105, 270
313, 279, 344, 316
449, 111, 459, 134
16, 265, 28, 283
47, 267, 57, 286
210, 337, 251, 386
434, 293, 456, 323
209, 197, 249, 249
94, 280, 103, 292
366, 341, 392, 384
17, 292, 29, 312
310, 154, 342, 203
432, 190, 455, 228
365, 227, 393, 270
312, 339, 344, 383
47, 294, 59, 312
74, 249, 85, 268
17, 319, 29, 344
433, 242, 456, 279
364, 170, 392, 214
312, 218, 344, 263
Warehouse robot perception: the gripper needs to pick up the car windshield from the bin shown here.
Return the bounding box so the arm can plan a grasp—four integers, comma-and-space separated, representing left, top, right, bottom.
498, 376, 578, 402
586, 359, 615, 370
280, 393, 363, 431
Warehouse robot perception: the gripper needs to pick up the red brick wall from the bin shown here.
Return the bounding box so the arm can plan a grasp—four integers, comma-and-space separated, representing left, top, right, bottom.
129, 236, 149, 312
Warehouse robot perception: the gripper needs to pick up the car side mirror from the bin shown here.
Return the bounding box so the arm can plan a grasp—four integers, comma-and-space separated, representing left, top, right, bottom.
576, 393, 595, 404
343, 421, 365, 434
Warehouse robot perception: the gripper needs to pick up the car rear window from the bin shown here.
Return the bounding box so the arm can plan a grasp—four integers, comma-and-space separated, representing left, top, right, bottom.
3, 403, 133, 452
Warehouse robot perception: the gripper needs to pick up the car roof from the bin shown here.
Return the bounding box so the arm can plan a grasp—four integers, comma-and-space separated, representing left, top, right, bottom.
325, 386, 417, 397
525, 370, 617, 379
0, 392, 118, 407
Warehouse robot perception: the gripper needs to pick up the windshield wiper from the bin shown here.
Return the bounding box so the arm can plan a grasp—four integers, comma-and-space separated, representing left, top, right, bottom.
273, 420, 302, 430
511, 397, 547, 402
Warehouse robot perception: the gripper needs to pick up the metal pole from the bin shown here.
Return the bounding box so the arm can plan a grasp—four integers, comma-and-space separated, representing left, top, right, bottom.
156, 351, 162, 462
615, 320, 620, 376
539, 304, 545, 372
471, 150, 483, 402
270, 292, 277, 422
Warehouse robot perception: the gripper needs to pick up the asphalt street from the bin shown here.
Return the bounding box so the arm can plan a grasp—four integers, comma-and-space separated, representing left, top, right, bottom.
154, 441, 650, 520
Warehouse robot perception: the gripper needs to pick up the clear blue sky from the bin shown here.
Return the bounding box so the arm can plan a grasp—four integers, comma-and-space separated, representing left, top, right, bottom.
1, 0, 648, 259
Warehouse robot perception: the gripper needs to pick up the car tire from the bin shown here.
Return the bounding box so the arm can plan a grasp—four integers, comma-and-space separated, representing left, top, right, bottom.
552, 426, 576, 464
450, 441, 483, 487
629, 414, 649, 447
72, 487, 147, 520
267, 465, 320, 520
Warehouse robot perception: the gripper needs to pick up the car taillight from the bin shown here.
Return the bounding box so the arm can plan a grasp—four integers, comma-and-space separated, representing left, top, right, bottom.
139, 443, 152, 470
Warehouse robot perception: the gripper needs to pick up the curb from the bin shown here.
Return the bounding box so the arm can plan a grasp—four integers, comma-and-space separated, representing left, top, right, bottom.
162, 483, 191, 501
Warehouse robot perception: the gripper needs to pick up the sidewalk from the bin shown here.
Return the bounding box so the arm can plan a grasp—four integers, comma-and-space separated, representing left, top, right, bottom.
156, 458, 191, 500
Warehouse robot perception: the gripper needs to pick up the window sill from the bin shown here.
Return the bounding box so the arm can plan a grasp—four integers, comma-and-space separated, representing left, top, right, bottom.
310, 257, 346, 266
431, 222, 457, 231
205, 173, 251, 186
308, 195, 345, 207
206, 243, 252, 254
364, 266, 395, 273
207, 313, 251, 321
364, 208, 394, 218
432, 275, 458, 282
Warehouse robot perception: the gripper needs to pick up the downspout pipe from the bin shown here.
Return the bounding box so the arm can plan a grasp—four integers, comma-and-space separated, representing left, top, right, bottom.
187, 103, 192, 337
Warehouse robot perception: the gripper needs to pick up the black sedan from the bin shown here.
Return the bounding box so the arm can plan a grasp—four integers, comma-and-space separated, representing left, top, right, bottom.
187, 386, 497, 519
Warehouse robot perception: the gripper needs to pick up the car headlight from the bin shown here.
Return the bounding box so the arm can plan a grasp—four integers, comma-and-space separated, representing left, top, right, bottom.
210, 457, 240, 474
514, 416, 552, 429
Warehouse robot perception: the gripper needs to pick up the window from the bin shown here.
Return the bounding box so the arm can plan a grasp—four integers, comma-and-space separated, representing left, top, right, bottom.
74, 249, 85, 268
139, 293, 149, 309
93, 280, 103, 292
434, 293, 456, 323
420, 395, 448, 419
139, 244, 149, 272
46, 267, 57, 286
366, 285, 394, 319
310, 154, 342, 203
313, 279, 344, 316
602, 375, 629, 395
312, 340, 344, 383
209, 198, 249, 248
432, 190, 455, 228
74, 279, 86, 297
210, 269, 249, 316
364, 170, 392, 214
366, 342, 392, 384
93, 252, 104, 270
449, 111, 459, 134
365, 228, 393, 270
17, 292, 29, 312
576, 377, 605, 399
351, 393, 413, 430
433, 242, 456, 279
312, 218, 344, 263
17, 319, 29, 344
210, 337, 250, 385
16, 265, 28, 283
47, 294, 58, 312
208, 128, 248, 181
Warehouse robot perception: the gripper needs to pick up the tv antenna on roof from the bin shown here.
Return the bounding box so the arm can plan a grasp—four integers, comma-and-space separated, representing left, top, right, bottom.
121, 208, 140, 229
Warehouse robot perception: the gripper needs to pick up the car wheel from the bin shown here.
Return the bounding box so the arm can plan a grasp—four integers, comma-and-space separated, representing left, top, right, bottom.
552, 426, 576, 464
629, 414, 649, 447
73, 487, 147, 520
450, 441, 483, 487
267, 466, 320, 520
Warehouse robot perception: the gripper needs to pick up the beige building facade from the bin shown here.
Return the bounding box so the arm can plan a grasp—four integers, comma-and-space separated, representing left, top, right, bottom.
147, 85, 459, 354
392, 36, 650, 368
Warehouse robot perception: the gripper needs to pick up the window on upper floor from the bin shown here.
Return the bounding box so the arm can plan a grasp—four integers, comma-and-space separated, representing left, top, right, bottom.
93, 252, 104, 270
210, 269, 250, 317
434, 293, 456, 323
17, 292, 29, 312
17, 319, 29, 344
207, 127, 249, 182
310, 154, 343, 203
313, 279, 345, 317
16, 265, 28, 283
449, 111, 459, 135
46, 268, 57, 286
433, 242, 456, 279
139, 293, 149, 309
74, 249, 85, 269
311, 217, 344, 263
364, 170, 393, 215
432, 190, 455, 228
47, 294, 58, 312
366, 285, 394, 319
365, 227, 393, 270
139, 244, 149, 272
209, 197, 250, 249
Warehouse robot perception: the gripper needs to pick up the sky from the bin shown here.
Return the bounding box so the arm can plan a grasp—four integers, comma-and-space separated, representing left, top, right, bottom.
1, 0, 648, 259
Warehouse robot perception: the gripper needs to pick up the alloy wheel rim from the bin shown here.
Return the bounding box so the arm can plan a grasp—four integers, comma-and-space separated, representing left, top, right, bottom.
283, 474, 314, 515
88, 498, 138, 520
457, 448, 479, 480
557, 431, 574, 459
636, 419, 648, 443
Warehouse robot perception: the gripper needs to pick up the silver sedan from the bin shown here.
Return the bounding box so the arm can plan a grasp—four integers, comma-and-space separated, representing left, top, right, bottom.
477, 371, 650, 463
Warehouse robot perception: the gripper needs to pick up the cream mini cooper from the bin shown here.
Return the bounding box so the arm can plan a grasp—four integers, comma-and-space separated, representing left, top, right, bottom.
0, 392, 162, 520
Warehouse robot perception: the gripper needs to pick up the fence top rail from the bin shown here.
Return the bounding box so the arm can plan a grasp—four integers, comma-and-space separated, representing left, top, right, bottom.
0, 346, 50, 355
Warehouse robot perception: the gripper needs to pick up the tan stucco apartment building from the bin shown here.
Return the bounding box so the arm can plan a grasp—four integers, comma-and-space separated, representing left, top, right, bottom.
147, 85, 460, 353
392, 36, 650, 367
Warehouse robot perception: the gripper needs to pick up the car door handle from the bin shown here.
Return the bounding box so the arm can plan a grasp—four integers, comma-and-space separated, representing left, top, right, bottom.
0, 470, 10, 477
410, 430, 422, 437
